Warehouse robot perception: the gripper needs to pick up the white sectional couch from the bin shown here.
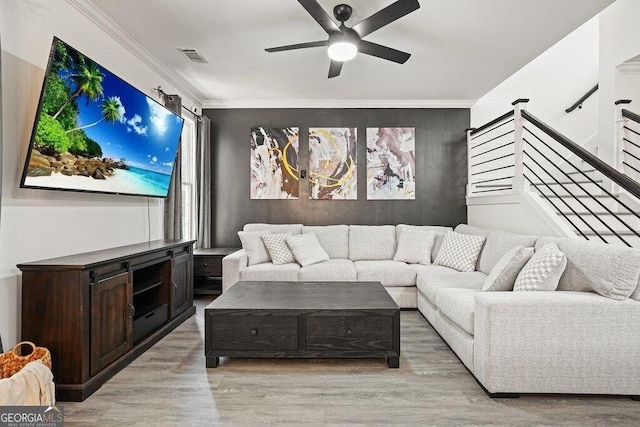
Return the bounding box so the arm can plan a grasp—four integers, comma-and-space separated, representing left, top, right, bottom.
222, 222, 640, 398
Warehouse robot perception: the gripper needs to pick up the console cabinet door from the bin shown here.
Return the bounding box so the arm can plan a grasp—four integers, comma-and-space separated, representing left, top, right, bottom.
91, 271, 133, 376
171, 251, 192, 318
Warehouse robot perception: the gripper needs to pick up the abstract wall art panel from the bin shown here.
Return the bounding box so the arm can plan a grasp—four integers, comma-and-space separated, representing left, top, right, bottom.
250, 127, 299, 199
308, 128, 357, 200
366, 127, 416, 200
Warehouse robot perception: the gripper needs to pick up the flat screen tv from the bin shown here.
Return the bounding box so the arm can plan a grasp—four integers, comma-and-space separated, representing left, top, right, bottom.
20, 37, 185, 198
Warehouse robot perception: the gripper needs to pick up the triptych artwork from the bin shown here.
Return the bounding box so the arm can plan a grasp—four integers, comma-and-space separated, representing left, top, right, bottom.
250, 126, 415, 200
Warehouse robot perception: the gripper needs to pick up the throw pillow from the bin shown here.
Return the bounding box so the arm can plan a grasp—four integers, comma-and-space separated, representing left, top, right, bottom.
261, 233, 296, 265
238, 230, 272, 266
286, 233, 330, 267
513, 243, 567, 291
393, 228, 436, 265
482, 246, 534, 291
434, 231, 486, 272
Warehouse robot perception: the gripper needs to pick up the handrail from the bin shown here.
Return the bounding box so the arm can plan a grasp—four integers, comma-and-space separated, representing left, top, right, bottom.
622, 108, 640, 124
522, 110, 640, 200
565, 84, 598, 113
469, 111, 514, 136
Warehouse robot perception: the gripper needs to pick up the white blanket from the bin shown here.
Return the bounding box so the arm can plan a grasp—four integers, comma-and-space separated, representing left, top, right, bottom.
0, 360, 56, 405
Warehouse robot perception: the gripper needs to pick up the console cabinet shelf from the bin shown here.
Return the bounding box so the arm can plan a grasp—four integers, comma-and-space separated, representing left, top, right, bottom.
18, 239, 196, 402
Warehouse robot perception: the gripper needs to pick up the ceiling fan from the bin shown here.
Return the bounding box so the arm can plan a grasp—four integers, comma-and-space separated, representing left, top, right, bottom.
265, 0, 420, 78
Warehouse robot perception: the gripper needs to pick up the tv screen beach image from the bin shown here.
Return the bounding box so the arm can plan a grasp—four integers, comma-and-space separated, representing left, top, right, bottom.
21, 38, 184, 197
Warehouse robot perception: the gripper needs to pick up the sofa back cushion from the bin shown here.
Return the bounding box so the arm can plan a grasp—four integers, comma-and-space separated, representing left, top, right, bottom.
302, 225, 349, 259
478, 230, 538, 274
244, 223, 303, 234
536, 236, 640, 300
396, 224, 452, 262
349, 225, 396, 260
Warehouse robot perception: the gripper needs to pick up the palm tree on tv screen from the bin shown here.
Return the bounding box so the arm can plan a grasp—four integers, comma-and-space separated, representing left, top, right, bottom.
66, 96, 122, 134
52, 61, 104, 120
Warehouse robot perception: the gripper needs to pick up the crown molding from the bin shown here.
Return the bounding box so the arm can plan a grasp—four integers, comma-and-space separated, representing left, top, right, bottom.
202, 99, 475, 109
65, 0, 204, 105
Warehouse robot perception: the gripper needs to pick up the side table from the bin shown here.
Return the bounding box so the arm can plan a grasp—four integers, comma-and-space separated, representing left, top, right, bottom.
193, 247, 239, 297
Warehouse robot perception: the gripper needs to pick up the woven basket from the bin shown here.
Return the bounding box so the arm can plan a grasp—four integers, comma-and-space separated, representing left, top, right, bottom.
0, 341, 52, 379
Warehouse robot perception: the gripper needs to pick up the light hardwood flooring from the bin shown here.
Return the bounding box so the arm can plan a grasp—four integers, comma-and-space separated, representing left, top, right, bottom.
63, 297, 640, 426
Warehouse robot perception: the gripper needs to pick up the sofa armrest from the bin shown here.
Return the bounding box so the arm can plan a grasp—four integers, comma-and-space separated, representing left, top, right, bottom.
473, 291, 640, 395
222, 249, 247, 293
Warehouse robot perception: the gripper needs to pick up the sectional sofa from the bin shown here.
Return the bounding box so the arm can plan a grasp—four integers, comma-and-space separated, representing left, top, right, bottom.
222, 223, 640, 398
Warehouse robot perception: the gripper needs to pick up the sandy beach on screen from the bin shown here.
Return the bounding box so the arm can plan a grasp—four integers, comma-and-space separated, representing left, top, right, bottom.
23, 168, 163, 196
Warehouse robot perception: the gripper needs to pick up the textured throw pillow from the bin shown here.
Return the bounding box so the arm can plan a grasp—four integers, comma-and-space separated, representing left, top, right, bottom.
286, 233, 330, 267
393, 228, 436, 265
434, 231, 486, 272
513, 243, 567, 291
482, 246, 534, 291
261, 233, 296, 265
238, 230, 271, 266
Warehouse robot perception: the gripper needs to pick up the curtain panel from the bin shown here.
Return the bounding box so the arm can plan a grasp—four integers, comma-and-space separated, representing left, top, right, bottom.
196, 115, 212, 248
163, 94, 183, 240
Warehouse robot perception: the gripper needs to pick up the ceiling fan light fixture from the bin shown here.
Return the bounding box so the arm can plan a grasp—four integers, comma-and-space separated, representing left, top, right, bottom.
328, 41, 358, 62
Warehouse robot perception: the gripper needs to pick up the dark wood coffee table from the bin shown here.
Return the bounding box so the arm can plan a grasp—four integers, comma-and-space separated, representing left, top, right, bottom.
204, 281, 400, 368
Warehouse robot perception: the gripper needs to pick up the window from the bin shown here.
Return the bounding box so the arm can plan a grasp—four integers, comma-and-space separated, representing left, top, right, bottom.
181, 117, 197, 241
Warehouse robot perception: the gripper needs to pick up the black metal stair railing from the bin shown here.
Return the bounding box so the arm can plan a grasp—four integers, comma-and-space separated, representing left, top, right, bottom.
467, 111, 515, 195
522, 110, 640, 246
467, 100, 640, 247
621, 107, 640, 179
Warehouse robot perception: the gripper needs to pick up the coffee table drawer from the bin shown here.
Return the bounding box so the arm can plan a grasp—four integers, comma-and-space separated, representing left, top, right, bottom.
209, 315, 298, 350
305, 314, 393, 350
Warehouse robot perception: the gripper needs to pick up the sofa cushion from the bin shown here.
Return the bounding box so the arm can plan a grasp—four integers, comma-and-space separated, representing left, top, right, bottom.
286, 233, 330, 267
483, 246, 534, 292
454, 224, 492, 270
354, 260, 416, 287
349, 225, 396, 260
536, 237, 640, 300
436, 288, 478, 336
416, 266, 487, 305
302, 225, 349, 259
396, 225, 452, 261
261, 233, 295, 265
393, 227, 435, 265
244, 223, 303, 234
513, 243, 566, 292
238, 230, 271, 266
298, 259, 357, 281
434, 231, 486, 272
239, 262, 300, 282
478, 230, 538, 274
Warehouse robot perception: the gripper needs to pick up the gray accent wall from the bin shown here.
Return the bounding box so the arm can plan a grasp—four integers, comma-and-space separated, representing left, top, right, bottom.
205, 108, 469, 246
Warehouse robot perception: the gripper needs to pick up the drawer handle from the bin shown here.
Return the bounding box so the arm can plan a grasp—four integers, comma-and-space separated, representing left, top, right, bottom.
251, 329, 257, 336
346, 329, 353, 335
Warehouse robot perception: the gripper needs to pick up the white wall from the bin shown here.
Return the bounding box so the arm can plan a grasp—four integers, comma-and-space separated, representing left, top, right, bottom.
0, 0, 195, 348
471, 16, 600, 145
599, 0, 640, 166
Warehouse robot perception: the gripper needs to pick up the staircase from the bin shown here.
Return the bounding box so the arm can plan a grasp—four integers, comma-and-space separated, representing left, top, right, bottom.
467, 99, 640, 248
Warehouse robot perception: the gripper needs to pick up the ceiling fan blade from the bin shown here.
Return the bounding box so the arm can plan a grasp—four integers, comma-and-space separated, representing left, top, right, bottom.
328, 60, 343, 78
352, 0, 420, 38
298, 0, 340, 34
358, 40, 411, 64
265, 40, 328, 53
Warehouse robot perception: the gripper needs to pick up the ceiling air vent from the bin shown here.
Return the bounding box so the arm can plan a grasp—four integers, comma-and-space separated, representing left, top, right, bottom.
178, 48, 208, 64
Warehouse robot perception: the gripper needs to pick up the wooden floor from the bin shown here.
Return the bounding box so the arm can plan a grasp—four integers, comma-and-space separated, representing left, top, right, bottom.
63, 296, 640, 426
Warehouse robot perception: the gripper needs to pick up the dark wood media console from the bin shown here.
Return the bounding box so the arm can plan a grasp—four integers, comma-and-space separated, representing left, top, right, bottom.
18, 239, 196, 401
